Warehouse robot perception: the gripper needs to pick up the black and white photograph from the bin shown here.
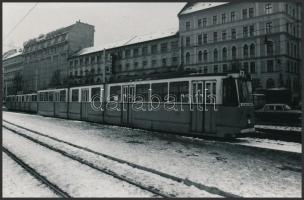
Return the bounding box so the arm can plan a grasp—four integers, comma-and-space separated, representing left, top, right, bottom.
2, 1, 303, 198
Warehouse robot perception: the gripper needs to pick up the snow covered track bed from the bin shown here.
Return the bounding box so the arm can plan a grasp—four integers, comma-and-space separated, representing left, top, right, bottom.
3, 111, 302, 197
2, 147, 70, 198
3, 128, 161, 197
3, 122, 227, 198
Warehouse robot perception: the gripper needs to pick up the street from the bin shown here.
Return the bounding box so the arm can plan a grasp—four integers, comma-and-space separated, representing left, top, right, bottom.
2, 111, 301, 197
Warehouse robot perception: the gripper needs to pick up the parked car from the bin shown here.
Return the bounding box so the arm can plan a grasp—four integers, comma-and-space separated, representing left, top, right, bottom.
255, 103, 302, 126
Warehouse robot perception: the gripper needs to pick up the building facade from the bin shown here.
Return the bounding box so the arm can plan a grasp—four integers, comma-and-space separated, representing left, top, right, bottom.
21, 21, 95, 93
67, 30, 181, 86
2, 2, 302, 103
2, 49, 24, 96
178, 2, 301, 101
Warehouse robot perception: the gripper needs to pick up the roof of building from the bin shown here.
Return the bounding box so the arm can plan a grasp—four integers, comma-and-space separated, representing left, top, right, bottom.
74, 28, 178, 56
2, 49, 23, 60
179, 2, 228, 15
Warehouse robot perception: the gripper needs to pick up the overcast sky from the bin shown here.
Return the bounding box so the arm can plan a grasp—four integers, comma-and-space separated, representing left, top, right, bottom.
3, 2, 186, 53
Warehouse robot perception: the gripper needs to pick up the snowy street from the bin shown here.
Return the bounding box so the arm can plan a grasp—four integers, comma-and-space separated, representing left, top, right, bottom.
2, 111, 302, 197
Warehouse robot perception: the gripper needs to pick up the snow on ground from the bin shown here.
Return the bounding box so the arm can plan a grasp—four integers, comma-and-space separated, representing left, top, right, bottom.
3, 111, 302, 197
3, 129, 153, 198
255, 125, 302, 132
2, 152, 57, 198
236, 137, 301, 153
3, 122, 219, 197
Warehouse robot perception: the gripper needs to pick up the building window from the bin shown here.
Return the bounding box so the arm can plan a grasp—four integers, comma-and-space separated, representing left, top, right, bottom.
213, 16, 217, 25
243, 45, 249, 58
198, 34, 202, 45
202, 18, 207, 27
223, 64, 228, 72
142, 46, 148, 56
243, 62, 249, 72
214, 65, 218, 73
231, 28, 236, 40
265, 3, 273, 14
222, 13, 226, 23
171, 41, 178, 50
198, 51, 203, 62
250, 62, 256, 73
266, 78, 275, 88
250, 43, 255, 57
222, 31, 227, 41
249, 25, 255, 36
185, 52, 190, 64
249, 8, 254, 17
204, 66, 208, 73
125, 49, 131, 58
242, 9, 247, 19
162, 58, 167, 66
267, 60, 274, 72
151, 60, 157, 67
203, 34, 207, 44
232, 46, 237, 59
161, 43, 168, 53
186, 36, 191, 47
142, 60, 147, 67
214, 49, 218, 61
151, 44, 157, 54
285, 4, 288, 13
198, 19, 202, 28
203, 50, 208, 62
243, 26, 248, 38
266, 41, 274, 55
231, 11, 235, 21
186, 21, 191, 31
172, 56, 178, 64
133, 48, 139, 57
134, 62, 138, 68
222, 47, 227, 60
213, 32, 218, 42
266, 22, 272, 34
286, 42, 290, 55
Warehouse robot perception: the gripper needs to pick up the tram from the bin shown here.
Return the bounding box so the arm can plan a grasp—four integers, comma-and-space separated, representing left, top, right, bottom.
5, 72, 254, 138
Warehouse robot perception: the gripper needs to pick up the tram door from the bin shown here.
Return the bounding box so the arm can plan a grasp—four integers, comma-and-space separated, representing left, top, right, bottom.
191, 81, 205, 133
122, 85, 135, 125
81, 88, 90, 120
204, 81, 217, 134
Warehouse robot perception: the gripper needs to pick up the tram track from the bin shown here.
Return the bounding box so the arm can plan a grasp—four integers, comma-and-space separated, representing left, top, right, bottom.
3, 119, 240, 198
2, 146, 71, 198
3, 125, 170, 198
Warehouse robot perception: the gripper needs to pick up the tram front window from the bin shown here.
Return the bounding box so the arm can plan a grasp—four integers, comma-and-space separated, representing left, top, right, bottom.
223, 77, 238, 106
237, 79, 253, 103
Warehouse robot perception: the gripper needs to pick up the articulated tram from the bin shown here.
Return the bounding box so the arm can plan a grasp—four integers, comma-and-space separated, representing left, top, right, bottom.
5, 73, 254, 138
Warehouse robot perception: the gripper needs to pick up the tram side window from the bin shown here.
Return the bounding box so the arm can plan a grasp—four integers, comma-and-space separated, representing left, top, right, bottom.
81, 89, 90, 102
169, 81, 189, 102
91, 87, 101, 102
54, 92, 60, 102
49, 92, 54, 102
109, 86, 121, 102
59, 90, 66, 102
205, 82, 217, 104
32, 95, 37, 102
135, 84, 150, 102
223, 77, 238, 106
151, 82, 168, 102
71, 89, 79, 102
